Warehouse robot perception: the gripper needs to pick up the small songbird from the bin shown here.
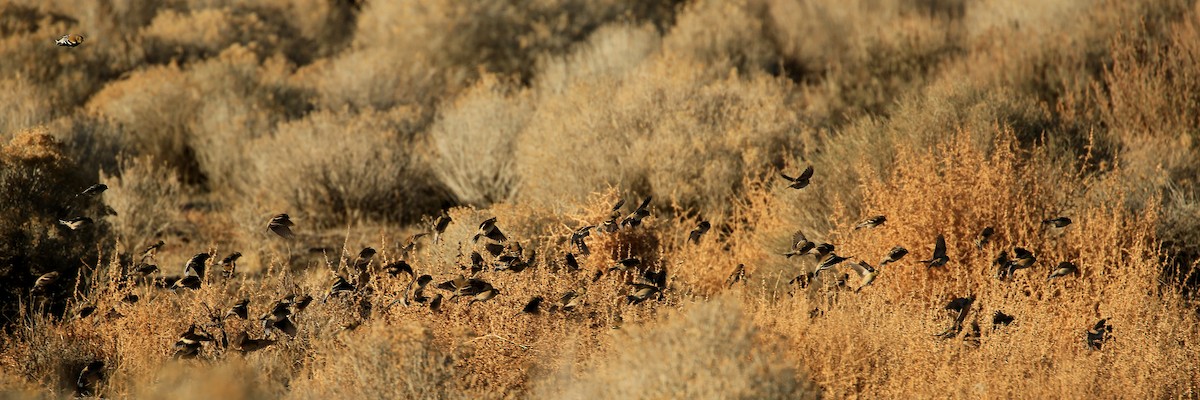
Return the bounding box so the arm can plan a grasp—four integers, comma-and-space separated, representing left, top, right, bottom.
815, 253, 849, 273
55, 34, 84, 47
31, 271, 61, 296
267, 214, 296, 239
557, 290, 583, 312
132, 263, 159, 278
183, 253, 210, 278
879, 246, 908, 266
782, 230, 815, 258
141, 240, 165, 259
233, 331, 275, 353
432, 213, 452, 244
220, 252, 241, 278
1086, 318, 1112, 350
812, 243, 835, 260
570, 225, 594, 255
226, 299, 249, 319
58, 217, 93, 230
688, 220, 711, 244
726, 264, 746, 288
919, 234, 949, 268
975, 227, 995, 250
780, 165, 814, 189
77, 183, 108, 197
325, 275, 356, 301
626, 283, 661, 305
521, 296, 543, 314
400, 233, 426, 255
384, 260, 414, 278
260, 299, 298, 337
1043, 216, 1072, 229
469, 287, 500, 305
75, 360, 104, 396
937, 296, 974, 338
992, 311, 1015, 329
848, 261, 878, 292
620, 196, 653, 228
352, 247, 376, 270
1006, 247, 1036, 276
428, 294, 444, 313
854, 215, 886, 230
472, 217, 507, 243
172, 275, 201, 290
608, 257, 641, 273
1047, 261, 1078, 281
564, 253, 581, 272
74, 305, 97, 319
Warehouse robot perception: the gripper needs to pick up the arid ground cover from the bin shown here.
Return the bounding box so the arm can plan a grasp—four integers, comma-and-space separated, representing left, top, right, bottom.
2, 0, 1200, 398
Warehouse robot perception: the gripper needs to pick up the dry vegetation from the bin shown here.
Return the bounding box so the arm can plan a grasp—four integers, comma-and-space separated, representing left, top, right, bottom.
2, 0, 1200, 398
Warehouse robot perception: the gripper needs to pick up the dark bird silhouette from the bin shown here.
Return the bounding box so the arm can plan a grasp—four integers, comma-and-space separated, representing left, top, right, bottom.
260, 299, 298, 337
384, 260, 413, 278
608, 257, 641, 273
172, 275, 201, 290
992, 311, 1015, 329
78, 183, 108, 197
854, 215, 886, 230
484, 242, 506, 257
688, 221, 711, 244
132, 263, 159, 277
880, 246, 908, 266
975, 227, 995, 250
1006, 247, 1036, 277
183, 253, 210, 278
174, 324, 213, 358
75, 305, 97, 319
521, 296, 543, 314
570, 225, 594, 255
626, 283, 661, 305
469, 286, 500, 305
565, 253, 581, 272
1086, 318, 1112, 350
432, 213, 452, 244
324, 275, 356, 302
267, 214, 295, 239
429, 294, 443, 313
59, 217, 93, 230
1047, 261, 1078, 281
783, 230, 816, 258
726, 264, 746, 288
812, 243, 836, 260
918, 234, 949, 268
621, 196, 653, 228
1043, 217, 1072, 228
75, 360, 104, 396
937, 296, 974, 339
226, 299, 249, 319
472, 217, 507, 243
780, 165, 814, 189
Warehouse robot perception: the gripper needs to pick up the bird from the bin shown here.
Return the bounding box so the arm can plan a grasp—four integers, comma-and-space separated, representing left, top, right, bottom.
260, 300, 298, 337
788, 271, 815, 289
994, 251, 1012, 280
918, 234, 949, 268
1086, 318, 1112, 350
521, 296, 543, 314
854, 215, 886, 230
55, 34, 84, 47
472, 217, 508, 243
233, 331, 275, 353
626, 283, 661, 305
601, 200, 624, 233
1006, 247, 1037, 277
782, 230, 816, 258
428, 294, 444, 313
469, 287, 500, 305
780, 165, 814, 189
171, 275, 201, 290
726, 264, 746, 288
1047, 261, 1077, 280
484, 242, 507, 257
812, 243, 836, 260
848, 261, 878, 292
141, 240, 165, 259
1043, 217, 1072, 229
556, 290, 583, 312
564, 253, 581, 272
75, 305, 97, 319
78, 183, 108, 197
31, 271, 61, 296
384, 260, 414, 278
183, 253, 210, 278
570, 225, 594, 255
879, 246, 908, 266
131, 263, 159, 278
432, 213, 452, 244
975, 227, 995, 250
267, 214, 295, 239
688, 221, 711, 244
324, 276, 356, 301
352, 247, 376, 271
75, 360, 104, 396
226, 299, 249, 319
937, 296, 974, 338
220, 252, 241, 278
176, 324, 214, 347
992, 311, 1015, 329
608, 257, 641, 273
815, 253, 849, 273
293, 294, 313, 313
620, 196, 653, 228
408, 274, 434, 304
58, 217, 93, 230
400, 233, 426, 256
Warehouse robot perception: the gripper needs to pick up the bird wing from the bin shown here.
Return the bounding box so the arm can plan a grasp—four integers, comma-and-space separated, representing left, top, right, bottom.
779, 172, 795, 182
791, 230, 807, 248
798, 165, 814, 180
933, 234, 947, 258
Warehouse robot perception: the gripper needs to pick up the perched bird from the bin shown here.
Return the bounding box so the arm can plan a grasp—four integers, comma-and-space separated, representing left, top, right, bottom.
880, 246, 908, 266
918, 234, 949, 268
78, 183, 108, 197
815, 253, 849, 273
1086, 318, 1112, 350
384, 260, 414, 278
608, 257, 641, 273
141, 240, 165, 259
75, 360, 104, 396
570, 225, 594, 255
688, 221, 711, 244
854, 215, 886, 230
1043, 217, 1072, 229
226, 299, 249, 319
848, 261, 878, 292
726, 264, 746, 288
233, 331, 275, 353
975, 227, 995, 250
780, 165, 814, 189
31, 271, 61, 296
58, 217, 93, 230
183, 253, 210, 278
220, 252, 241, 278
55, 34, 84, 47
472, 217, 507, 243
1047, 261, 1078, 281
782, 230, 816, 258
267, 214, 296, 239
432, 213, 452, 244
564, 253, 581, 272
992, 311, 1015, 329
620, 196, 653, 228
521, 296, 543, 314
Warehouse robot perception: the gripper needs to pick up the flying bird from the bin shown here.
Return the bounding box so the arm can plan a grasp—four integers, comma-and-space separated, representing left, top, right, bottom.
384, 260, 414, 278
220, 252, 241, 278
1005, 247, 1037, 277
780, 165, 814, 189
183, 253, 210, 278
570, 225, 594, 255
1043, 217, 1072, 228
854, 215, 886, 230
267, 214, 295, 239
626, 283, 661, 305
992, 311, 1015, 329
975, 227, 995, 250
848, 261, 878, 292
815, 253, 849, 273
141, 240, 165, 259
432, 213, 452, 244
688, 220, 711, 244
58, 217, 93, 230
1047, 261, 1078, 281
564, 253, 580, 272
472, 217, 507, 243
918, 234, 949, 268
782, 230, 816, 258
55, 34, 84, 47
620, 196, 653, 228
880, 246, 908, 266
521, 296, 543, 314
1086, 318, 1112, 350
226, 299, 249, 319
608, 257, 641, 273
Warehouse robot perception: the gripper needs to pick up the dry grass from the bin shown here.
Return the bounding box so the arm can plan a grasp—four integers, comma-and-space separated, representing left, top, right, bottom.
3, 0, 1200, 398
